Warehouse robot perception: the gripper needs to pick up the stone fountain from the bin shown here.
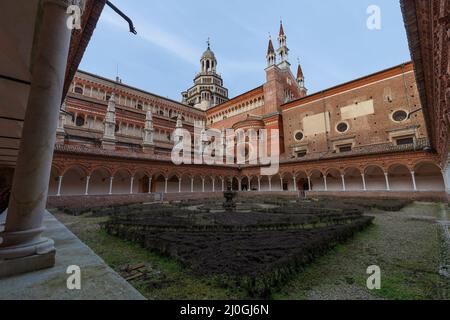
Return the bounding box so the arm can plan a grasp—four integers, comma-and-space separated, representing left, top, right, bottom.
223, 185, 237, 213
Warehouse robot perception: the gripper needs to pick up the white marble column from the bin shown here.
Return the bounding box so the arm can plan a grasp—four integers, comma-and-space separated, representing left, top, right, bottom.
130, 176, 134, 194
341, 175, 346, 191
268, 177, 272, 191
191, 178, 194, 193
293, 176, 297, 192
0, 0, 72, 266
56, 176, 63, 197
308, 176, 312, 191
411, 171, 417, 191
238, 179, 242, 191
178, 178, 182, 193
212, 179, 215, 193
164, 178, 168, 193
384, 172, 391, 191
442, 170, 450, 195
221, 178, 225, 192
323, 176, 328, 191
202, 178, 205, 193
361, 174, 367, 191
258, 177, 261, 192
148, 178, 152, 194
109, 177, 114, 195
85, 176, 91, 196
280, 177, 284, 191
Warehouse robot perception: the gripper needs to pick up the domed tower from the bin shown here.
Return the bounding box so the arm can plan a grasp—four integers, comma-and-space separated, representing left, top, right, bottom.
181, 40, 229, 111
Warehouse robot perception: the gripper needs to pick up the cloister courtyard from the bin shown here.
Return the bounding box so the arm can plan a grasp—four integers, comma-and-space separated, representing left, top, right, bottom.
44, 196, 449, 300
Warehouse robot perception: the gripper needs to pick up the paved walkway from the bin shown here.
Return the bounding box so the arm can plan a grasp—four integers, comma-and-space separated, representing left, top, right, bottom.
0, 212, 145, 300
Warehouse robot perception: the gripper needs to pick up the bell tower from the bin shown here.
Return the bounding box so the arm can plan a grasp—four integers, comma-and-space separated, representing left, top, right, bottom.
181, 39, 229, 110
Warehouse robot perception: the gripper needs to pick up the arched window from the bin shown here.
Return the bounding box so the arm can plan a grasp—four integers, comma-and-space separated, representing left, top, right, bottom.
75, 116, 85, 127
74, 86, 83, 95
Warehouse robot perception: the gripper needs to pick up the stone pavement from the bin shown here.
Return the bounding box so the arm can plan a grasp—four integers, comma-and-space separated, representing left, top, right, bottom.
0, 212, 145, 300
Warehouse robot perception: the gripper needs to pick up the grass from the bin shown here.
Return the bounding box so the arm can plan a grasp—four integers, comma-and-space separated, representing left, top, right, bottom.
274, 202, 450, 300
54, 202, 450, 300
54, 213, 246, 300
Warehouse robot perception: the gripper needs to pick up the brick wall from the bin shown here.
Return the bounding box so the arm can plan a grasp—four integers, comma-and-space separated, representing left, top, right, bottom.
282, 64, 426, 158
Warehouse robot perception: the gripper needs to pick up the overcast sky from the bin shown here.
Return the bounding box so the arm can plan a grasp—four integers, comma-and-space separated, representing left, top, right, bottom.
79, 0, 411, 101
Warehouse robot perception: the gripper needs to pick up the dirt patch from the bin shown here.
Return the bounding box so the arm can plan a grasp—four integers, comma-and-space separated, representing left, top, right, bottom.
101, 199, 378, 297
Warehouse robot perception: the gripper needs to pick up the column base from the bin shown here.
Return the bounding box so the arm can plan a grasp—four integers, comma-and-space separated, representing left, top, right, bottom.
101, 139, 116, 150
56, 131, 65, 144
142, 145, 155, 154
0, 245, 55, 279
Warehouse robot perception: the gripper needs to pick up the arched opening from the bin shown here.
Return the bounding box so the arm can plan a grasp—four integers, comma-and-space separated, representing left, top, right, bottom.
167, 175, 180, 193
61, 166, 87, 195
90, 168, 111, 195
226, 177, 239, 191
326, 168, 342, 191
281, 172, 295, 191
112, 169, 132, 194
344, 167, 363, 191
364, 166, 386, 191
388, 164, 413, 191
295, 171, 309, 191
271, 175, 283, 191
414, 162, 445, 191
48, 166, 60, 196
248, 176, 258, 191
204, 176, 213, 192
133, 171, 150, 194
179, 174, 192, 193
152, 174, 167, 193
310, 170, 325, 191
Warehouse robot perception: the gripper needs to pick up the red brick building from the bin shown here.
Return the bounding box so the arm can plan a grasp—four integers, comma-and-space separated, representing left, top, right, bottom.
40, 21, 448, 205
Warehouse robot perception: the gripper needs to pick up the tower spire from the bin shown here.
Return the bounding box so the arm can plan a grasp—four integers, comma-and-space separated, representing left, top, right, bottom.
266, 35, 276, 67
277, 20, 290, 69
279, 20, 285, 37
297, 58, 307, 95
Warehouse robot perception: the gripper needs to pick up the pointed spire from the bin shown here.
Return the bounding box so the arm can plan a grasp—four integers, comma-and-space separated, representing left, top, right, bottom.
279, 20, 285, 37
267, 36, 275, 55
297, 59, 304, 79
277, 20, 289, 68
266, 35, 276, 67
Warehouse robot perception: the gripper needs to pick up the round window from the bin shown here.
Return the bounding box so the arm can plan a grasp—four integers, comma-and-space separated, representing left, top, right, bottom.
392, 110, 408, 122
75, 116, 85, 127
295, 131, 304, 141
336, 122, 349, 133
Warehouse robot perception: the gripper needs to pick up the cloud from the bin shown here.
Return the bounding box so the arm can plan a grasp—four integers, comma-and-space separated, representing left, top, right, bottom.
100, 10, 201, 66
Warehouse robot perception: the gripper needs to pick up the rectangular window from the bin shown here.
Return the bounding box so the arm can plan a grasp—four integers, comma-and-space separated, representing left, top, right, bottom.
396, 137, 414, 146
338, 144, 352, 153
295, 150, 307, 158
